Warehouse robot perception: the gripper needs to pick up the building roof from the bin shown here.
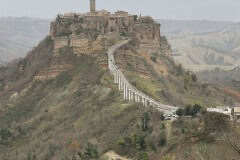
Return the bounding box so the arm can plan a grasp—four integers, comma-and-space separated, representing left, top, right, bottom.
234, 107, 240, 113
98, 9, 110, 13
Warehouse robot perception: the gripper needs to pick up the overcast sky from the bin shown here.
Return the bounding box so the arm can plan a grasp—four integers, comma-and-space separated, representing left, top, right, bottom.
0, 0, 239, 22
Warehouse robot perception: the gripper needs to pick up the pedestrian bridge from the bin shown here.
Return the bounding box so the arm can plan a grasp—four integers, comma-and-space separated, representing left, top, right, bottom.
108, 39, 178, 115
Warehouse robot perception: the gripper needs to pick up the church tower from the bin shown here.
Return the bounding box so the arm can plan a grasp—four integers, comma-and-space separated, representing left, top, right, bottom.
90, 0, 96, 14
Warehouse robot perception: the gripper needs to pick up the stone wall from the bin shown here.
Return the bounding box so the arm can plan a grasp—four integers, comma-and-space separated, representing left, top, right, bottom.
54, 37, 69, 49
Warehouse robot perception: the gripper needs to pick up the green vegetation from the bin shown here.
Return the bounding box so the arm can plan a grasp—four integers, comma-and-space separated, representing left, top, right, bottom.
55, 72, 72, 88
0, 49, 156, 159
123, 52, 230, 107
150, 56, 157, 63
115, 109, 167, 159
0, 26, 239, 160
0, 127, 12, 145
163, 112, 240, 159
176, 104, 202, 117
78, 143, 99, 160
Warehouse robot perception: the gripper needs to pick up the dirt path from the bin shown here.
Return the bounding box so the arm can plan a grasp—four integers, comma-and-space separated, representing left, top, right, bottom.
166, 121, 172, 140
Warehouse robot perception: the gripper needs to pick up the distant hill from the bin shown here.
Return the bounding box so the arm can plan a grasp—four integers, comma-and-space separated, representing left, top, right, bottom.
0, 17, 51, 65
158, 19, 240, 71
158, 19, 232, 36
198, 66, 240, 91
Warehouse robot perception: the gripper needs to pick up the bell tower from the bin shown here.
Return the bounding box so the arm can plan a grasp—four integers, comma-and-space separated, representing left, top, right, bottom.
90, 0, 96, 14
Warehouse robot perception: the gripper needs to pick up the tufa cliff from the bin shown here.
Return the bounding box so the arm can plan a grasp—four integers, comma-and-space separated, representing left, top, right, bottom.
35, 13, 171, 80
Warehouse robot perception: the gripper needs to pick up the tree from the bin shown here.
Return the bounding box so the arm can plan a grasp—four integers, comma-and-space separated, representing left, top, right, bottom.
131, 131, 146, 151
184, 104, 192, 116
158, 132, 166, 146
138, 152, 149, 160
78, 143, 99, 160
141, 112, 151, 132
191, 73, 198, 82
191, 104, 202, 116
176, 108, 184, 117
150, 56, 157, 63
176, 64, 184, 76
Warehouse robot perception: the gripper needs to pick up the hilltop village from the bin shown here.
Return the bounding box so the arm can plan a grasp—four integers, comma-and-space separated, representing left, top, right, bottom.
49, 0, 171, 56
33, 0, 171, 81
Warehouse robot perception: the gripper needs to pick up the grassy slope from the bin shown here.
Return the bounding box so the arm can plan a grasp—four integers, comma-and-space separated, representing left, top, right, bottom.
120, 45, 230, 108
0, 54, 149, 159
0, 37, 239, 160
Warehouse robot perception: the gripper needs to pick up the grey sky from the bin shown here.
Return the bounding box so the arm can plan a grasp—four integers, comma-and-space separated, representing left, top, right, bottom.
0, 0, 239, 22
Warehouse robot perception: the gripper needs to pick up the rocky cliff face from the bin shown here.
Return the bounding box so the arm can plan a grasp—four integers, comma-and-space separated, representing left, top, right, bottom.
0, 13, 172, 83
32, 15, 171, 80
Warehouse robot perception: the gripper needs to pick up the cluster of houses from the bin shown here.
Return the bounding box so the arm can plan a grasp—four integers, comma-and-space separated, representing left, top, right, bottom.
207, 106, 240, 121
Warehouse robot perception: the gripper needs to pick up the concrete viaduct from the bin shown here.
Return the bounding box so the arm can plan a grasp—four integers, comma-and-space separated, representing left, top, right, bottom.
108, 39, 178, 115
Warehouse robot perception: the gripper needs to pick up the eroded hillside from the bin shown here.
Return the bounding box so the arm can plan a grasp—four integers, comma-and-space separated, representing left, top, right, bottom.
159, 20, 240, 72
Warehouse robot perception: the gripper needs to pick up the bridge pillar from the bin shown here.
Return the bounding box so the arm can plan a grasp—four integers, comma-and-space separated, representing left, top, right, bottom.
118, 75, 121, 90
123, 83, 127, 100
134, 92, 137, 102
114, 70, 117, 83
137, 94, 140, 102
128, 89, 131, 102
142, 97, 144, 106
125, 84, 128, 99
110, 68, 112, 75
131, 91, 134, 101
121, 81, 124, 91
117, 71, 119, 84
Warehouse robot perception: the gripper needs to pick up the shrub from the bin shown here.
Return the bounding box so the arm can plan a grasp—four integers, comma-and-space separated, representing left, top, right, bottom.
197, 133, 215, 143
0, 127, 12, 142
191, 104, 202, 116
176, 108, 184, 117
78, 143, 99, 160
184, 104, 192, 116
150, 56, 157, 63
55, 72, 72, 88
141, 112, 151, 132
203, 112, 229, 134
158, 132, 166, 146
117, 140, 126, 148
191, 73, 198, 82
131, 131, 147, 151
45, 144, 58, 160
138, 152, 149, 160
176, 104, 202, 117
176, 64, 184, 76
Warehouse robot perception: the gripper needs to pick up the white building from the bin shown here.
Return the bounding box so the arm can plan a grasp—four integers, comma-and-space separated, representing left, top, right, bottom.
207, 106, 232, 117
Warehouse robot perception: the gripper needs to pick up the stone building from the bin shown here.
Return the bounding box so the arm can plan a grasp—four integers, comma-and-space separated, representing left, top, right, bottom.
233, 107, 240, 119
49, 0, 172, 56
90, 0, 96, 14
115, 11, 129, 16
97, 10, 110, 16
207, 106, 232, 116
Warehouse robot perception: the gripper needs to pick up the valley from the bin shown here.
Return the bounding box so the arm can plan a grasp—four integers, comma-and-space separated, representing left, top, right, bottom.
0, 17, 50, 65
159, 19, 240, 72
